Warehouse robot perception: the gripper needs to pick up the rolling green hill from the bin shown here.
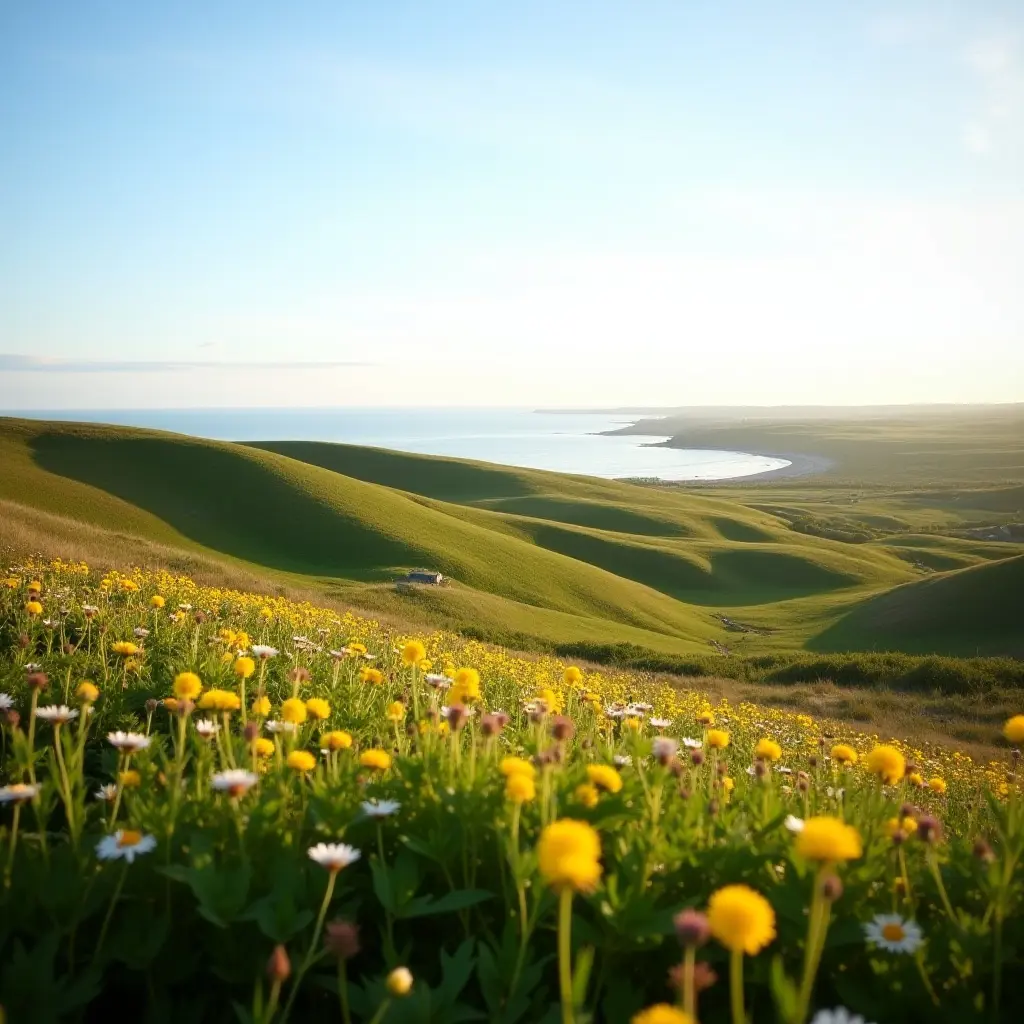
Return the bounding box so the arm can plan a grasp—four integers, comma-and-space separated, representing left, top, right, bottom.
2, 416, 1022, 661
810, 555, 1024, 656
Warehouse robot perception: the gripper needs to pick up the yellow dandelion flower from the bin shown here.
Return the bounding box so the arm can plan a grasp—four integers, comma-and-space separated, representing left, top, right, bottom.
574, 782, 599, 808
707, 884, 776, 954
111, 641, 140, 656
173, 672, 203, 699
251, 695, 271, 717
586, 765, 623, 794
234, 656, 256, 679
795, 817, 863, 863
119, 769, 142, 789
563, 666, 582, 686
500, 756, 536, 779
755, 738, 782, 761
537, 819, 602, 893
286, 750, 317, 773
706, 729, 730, 750
305, 698, 331, 721
254, 738, 275, 757
506, 773, 536, 803
830, 744, 858, 765
360, 667, 383, 685
401, 640, 426, 666
198, 689, 241, 712
76, 681, 100, 703
281, 698, 308, 724
865, 745, 905, 785
928, 777, 947, 795
1003, 715, 1024, 744
359, 749, 392, 771
322, 730, 353, 751
632, 1006, 695, 1024
386, 701, 405, 723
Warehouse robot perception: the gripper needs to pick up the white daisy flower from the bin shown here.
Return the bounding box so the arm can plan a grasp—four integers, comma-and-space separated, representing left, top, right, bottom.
42, 618, 59, 628
362, 799, 401, 818
0, 693, 13, 711
605, 708, 625, 720
34, 705, 78, 724
776, 766, 794, 774
863, 914, 923, 954
265, 720, 296, 734
649, 717, 673, 729
307, 842, 361, 871
425, 674, 452, 688
810, 1009, 873, 1024
82, 605, 99, 616
24, 663, 43, 672
94, 784, 118, 802
0, 783, 41, 804
211, 769, 259, 796
623, 706, 645, 718
613, 754, 633, 767
96, 829, 158, 863
194, 719, 219, 739
133, 627, 150, 638
178, 603, 192, 611
682, 737, 703, 749
785, 815, 805, 833
632, 702, 653, 712
252, 645, 279, 658
107, 731, 151, 753
440, 705, 475, 718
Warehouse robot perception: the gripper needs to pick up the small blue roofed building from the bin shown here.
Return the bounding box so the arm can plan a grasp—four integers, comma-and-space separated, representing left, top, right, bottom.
400, 570, 444, 586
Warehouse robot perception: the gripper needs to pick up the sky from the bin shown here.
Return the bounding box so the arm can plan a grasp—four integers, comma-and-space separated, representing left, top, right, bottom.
1, 1, 1023, 409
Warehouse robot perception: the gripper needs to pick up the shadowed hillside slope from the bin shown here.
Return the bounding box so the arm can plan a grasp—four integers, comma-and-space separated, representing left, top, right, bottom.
810, 555, 1024, 656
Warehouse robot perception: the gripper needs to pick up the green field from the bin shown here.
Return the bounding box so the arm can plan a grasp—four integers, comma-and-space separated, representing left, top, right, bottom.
2, 412, 1023, 665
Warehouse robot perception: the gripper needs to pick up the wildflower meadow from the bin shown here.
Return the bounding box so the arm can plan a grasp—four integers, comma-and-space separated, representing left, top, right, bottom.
1, 561, 1022, 1023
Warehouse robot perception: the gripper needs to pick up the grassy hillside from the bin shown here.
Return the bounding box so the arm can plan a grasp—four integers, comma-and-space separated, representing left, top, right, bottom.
809, 555, 1024, 657
2, 416, 1022, 661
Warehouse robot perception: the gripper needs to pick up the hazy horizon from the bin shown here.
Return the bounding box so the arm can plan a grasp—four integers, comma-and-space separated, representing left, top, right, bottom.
3, 2, 1023, 409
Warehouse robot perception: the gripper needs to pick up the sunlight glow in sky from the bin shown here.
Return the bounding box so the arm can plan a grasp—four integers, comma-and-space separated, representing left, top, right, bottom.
1, 1, 1023, 408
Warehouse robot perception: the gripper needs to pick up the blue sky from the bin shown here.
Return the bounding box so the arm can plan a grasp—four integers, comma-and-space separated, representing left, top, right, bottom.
2, 1, 1022, 408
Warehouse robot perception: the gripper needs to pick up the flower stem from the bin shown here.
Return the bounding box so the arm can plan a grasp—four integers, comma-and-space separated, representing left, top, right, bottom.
729, 947, 745, 1024
558, 887, 575, 1024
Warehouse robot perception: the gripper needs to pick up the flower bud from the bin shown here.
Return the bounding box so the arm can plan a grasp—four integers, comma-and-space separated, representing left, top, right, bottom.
267, 945, 291, 982
63, 643, 75, 656
916, 815, 943, 844
716, 760, 727, 776
673, 909, 710, 947
386, 966, 413, 997
446, 704, 468, 731
243, 721, 260, 743
194, 611, 207, 624
808, 755, 818, 768
820, 874, 843, 902
5, 709, 21, 730
797, 777, 810, 794
690, 748, 705, 767
973, 837, 995, 864
17, 633, 30, 649
27, 673, 48, 691
693, 962, 718, 992
551, 716, 575, 742
145, 698, 158, 714
324, 920, 360, 960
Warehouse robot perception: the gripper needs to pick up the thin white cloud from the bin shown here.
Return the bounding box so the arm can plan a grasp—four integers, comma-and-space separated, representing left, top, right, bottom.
0, 355, 369, 373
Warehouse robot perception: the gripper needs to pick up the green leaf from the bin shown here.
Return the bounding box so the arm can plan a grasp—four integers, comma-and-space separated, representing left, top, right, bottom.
769, 955, 800, 1024
571, 945, 595, 1008
399, 889, 493, 919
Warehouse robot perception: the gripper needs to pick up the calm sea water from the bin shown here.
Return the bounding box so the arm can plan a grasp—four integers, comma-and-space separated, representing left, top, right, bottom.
9, 408, 790, 481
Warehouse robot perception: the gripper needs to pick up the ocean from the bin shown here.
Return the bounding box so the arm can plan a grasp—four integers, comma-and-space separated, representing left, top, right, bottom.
6, 407, 790, 481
